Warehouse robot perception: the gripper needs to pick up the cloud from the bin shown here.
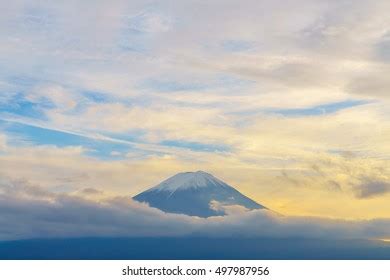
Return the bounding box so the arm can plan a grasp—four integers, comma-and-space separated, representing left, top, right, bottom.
0, 178, 389, 241
347, 70, 390, 100
354, 179, 390, 199
0, 0, 390, 221
79, 188, 104, 195
27, 84, 78, 112
209, 200, 249, 216
127, 11, 173, 33
376, 33, 390, 62
1, 123, 390, 220
0, 134, 6, 151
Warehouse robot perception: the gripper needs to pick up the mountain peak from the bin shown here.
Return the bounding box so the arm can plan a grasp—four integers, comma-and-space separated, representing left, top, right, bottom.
133, 171, 266, 217
148, 170, 225, 193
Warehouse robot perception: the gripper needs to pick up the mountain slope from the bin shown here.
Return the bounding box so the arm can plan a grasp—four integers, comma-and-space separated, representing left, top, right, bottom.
133, 171, 266, 217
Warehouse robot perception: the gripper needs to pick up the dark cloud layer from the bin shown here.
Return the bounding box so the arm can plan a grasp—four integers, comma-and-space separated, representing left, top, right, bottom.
354, 179, 390, 199
0, 179, 389, 241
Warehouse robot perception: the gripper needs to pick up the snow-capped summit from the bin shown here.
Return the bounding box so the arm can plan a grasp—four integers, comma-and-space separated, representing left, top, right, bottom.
148, 171, 230, 193
133, 171, 266, 217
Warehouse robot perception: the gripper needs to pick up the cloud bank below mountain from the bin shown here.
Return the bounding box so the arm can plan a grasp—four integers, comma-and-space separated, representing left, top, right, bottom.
0, 179, 388, 241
